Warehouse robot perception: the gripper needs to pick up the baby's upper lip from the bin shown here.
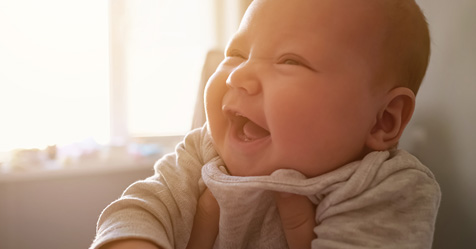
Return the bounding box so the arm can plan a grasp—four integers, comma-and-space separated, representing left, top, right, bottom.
223, 105, 248, 123
222, 105, 270, 133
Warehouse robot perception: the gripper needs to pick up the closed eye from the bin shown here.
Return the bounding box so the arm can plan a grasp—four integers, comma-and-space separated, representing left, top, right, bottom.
226, 49, 247, 60
278, 54, 317, 72
281, 59, 301, 66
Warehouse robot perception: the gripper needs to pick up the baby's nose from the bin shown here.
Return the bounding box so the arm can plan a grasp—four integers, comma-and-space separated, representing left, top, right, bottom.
226, 60, 262, 95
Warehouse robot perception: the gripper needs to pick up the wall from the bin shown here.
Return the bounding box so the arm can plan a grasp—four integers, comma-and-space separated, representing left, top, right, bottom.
400, 0, 476, 248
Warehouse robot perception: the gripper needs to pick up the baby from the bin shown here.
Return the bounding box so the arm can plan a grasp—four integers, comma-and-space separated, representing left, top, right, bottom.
91, 0, 440, 248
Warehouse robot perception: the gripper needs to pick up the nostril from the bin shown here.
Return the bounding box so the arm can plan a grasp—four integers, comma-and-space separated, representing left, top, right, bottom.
226, 67, 261, 95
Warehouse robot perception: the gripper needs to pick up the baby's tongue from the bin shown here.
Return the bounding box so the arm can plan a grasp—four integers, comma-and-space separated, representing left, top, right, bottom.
243, 120, 270, 140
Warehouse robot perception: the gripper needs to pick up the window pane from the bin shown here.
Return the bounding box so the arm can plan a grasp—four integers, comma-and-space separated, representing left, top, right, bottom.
122, 0, 214, 136
0, 0, 109, 151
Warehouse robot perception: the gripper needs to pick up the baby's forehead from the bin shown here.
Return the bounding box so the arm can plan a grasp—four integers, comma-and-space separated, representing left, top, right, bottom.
244, 0, 391, 43
243, 0, 428, 70
246, 0, 420, 35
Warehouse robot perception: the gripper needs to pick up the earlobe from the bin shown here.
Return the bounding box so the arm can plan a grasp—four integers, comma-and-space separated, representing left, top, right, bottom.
366, 87, 415, 151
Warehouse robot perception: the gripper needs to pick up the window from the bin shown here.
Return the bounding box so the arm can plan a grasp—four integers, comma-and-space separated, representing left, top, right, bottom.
0, 0, 215, 157
0, 0, 110, 152
112, 0, 214, 139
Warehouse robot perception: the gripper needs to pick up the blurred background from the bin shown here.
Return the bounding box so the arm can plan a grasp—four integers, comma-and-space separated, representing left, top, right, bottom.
0, 0, 474, 248
400, 0, 476, 248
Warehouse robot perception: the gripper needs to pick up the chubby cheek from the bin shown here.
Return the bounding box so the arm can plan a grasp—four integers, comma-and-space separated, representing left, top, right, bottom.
269, 97, 362, 176
269, 103, 321, 160
273, 120, 349, 177
204, 70, 229, 149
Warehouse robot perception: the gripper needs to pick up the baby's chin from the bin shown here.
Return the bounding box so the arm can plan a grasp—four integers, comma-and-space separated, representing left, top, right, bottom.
221, 158, 278, 177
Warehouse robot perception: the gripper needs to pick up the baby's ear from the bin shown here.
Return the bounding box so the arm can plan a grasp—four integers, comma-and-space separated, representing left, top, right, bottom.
366, 87, 416, 151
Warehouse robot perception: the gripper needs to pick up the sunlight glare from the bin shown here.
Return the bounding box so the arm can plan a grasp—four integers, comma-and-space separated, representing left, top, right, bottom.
0, 0, 109, 152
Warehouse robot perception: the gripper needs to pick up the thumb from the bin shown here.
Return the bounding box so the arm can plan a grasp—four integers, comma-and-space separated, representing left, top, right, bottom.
275, 192, 317, 249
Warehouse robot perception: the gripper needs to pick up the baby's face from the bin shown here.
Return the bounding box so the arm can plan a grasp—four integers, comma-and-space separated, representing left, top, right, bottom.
205, 0, 388, 177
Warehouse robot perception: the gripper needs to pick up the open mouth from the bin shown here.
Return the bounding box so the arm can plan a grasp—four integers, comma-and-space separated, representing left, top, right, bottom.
232, 112, 270, 142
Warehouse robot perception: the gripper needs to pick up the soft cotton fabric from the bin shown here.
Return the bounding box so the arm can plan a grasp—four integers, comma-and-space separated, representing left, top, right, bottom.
90, 126, 440, 249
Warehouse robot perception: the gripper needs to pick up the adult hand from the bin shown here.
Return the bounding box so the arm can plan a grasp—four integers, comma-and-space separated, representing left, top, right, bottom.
275, 192, 317, 249
186, 189, 317, 249
186, 188, 220, 249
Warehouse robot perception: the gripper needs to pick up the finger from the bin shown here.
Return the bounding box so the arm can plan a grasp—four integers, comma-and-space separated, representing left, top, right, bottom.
275, 193, 317, 249
186, 188, 220, 249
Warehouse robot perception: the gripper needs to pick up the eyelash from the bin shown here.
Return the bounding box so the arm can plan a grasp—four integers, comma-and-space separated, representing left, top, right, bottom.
279, 57, 315, 71
225, 51, 314, 71
279, 58, 302, 66
226, 49, 247, 59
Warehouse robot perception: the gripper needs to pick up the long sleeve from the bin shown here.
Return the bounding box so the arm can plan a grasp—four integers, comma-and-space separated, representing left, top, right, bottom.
89, 126, 218, 249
